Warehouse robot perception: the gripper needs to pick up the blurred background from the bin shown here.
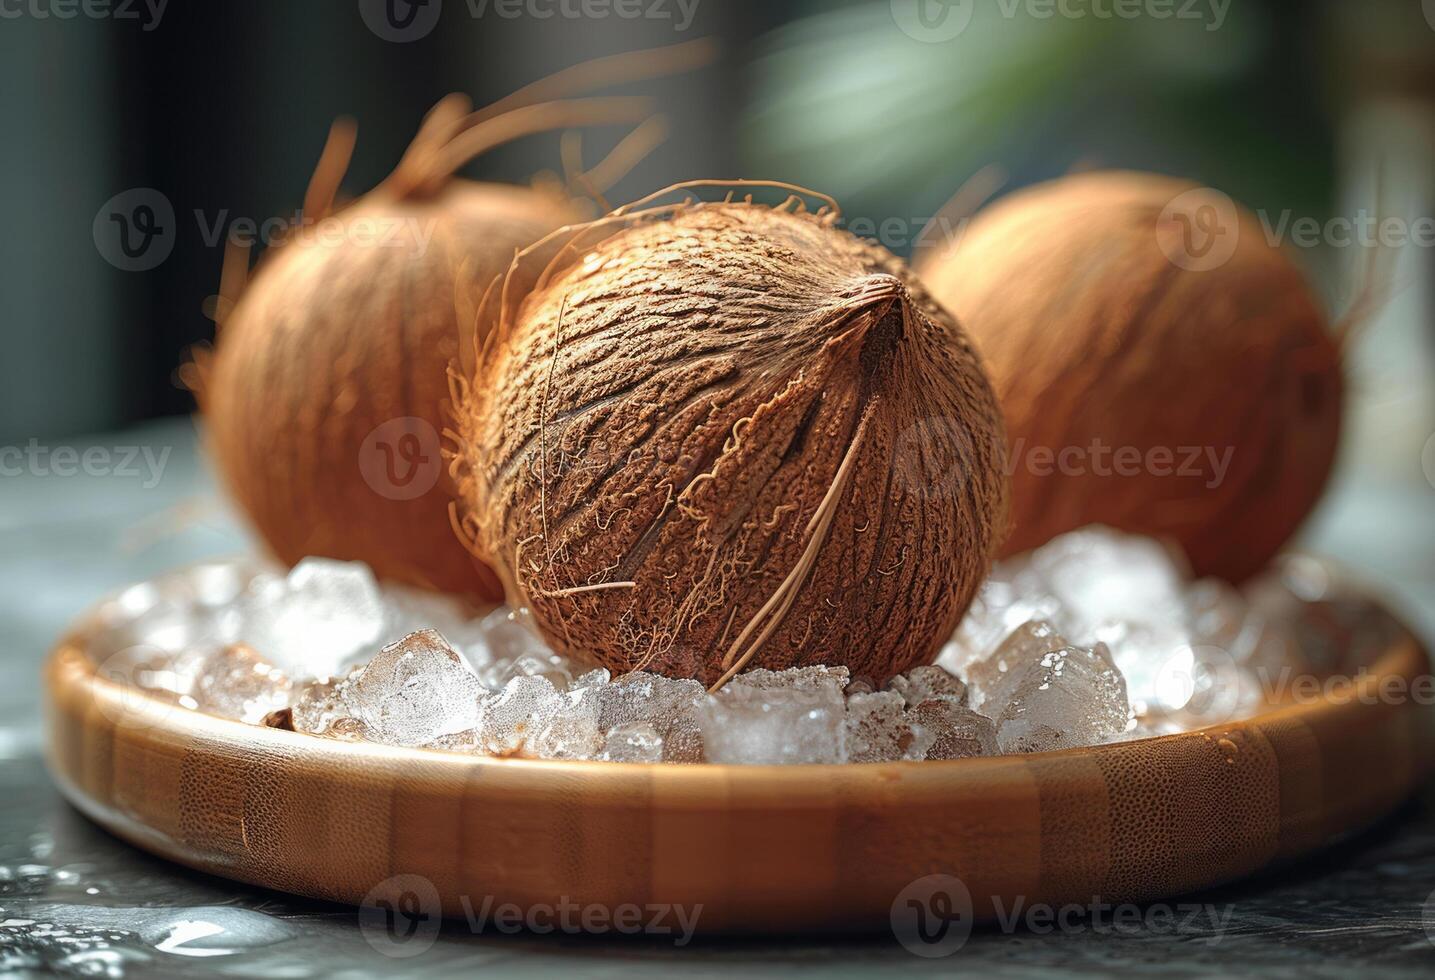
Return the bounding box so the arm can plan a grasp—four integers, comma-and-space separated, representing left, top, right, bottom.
1, 0, 1433, 705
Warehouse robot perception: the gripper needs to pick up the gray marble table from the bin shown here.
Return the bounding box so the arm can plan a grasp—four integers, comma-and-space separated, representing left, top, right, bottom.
3, 418, 1435, 978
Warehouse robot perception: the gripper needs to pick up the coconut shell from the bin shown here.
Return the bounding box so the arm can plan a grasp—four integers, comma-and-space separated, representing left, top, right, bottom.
205, 181, 579, 598
459, 197, 1008, 686
916, 170, 1343, 582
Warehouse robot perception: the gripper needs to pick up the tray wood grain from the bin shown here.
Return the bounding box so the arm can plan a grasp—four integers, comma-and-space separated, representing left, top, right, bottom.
44, 609, 1435, 933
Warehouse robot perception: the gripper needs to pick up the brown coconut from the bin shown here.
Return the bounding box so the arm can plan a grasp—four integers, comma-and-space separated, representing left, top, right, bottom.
198, 92, 679, 598
916, 170, 1344, 583
457, 187, 1009, 686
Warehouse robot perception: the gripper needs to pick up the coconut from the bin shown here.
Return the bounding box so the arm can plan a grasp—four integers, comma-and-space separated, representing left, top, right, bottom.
197, 38, 717, 599
457, 185, 1009, 686
915, 170, 1343, 582
200, 110, 595, 598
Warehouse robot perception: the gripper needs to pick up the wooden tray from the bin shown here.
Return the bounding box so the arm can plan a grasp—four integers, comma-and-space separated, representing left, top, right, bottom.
44, 596, 1435, 935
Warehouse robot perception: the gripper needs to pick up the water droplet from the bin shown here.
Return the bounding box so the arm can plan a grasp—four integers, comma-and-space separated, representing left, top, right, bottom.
138, 906, 297, 956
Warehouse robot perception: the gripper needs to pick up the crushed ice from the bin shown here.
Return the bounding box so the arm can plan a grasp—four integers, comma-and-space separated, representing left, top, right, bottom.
84, 526, 1389, 764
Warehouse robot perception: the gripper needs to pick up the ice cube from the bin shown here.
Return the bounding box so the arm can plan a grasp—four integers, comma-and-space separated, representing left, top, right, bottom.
475, 675, 568, 757
95, 598, 237, 667
963, 621, 1072, 713
941, 578, 1064, 671
908, 697, 997, 759
571, 667, 613, 691
468, 607, 552, 666
290, 674, 353, 735
191, 644, 292, 724
594, 672, 706, 763
884, 664, 968, 708
724, 666, 851, 699
344, 629, 484, 746
488, 653, 574, 692
598, 722, 664, 763
530, 683, 602, 760
700, 675, 845, 765
1025, 525, 1189, 634
381, 583, 487, 647
1091, 618, 1194, 717
238, 559, 386, 678
844, 691, 926, 762
993, 641, 1130, 754
1246, 556, 1397, 674
183, 561, 251, 608
1186, 579, 1253, 658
